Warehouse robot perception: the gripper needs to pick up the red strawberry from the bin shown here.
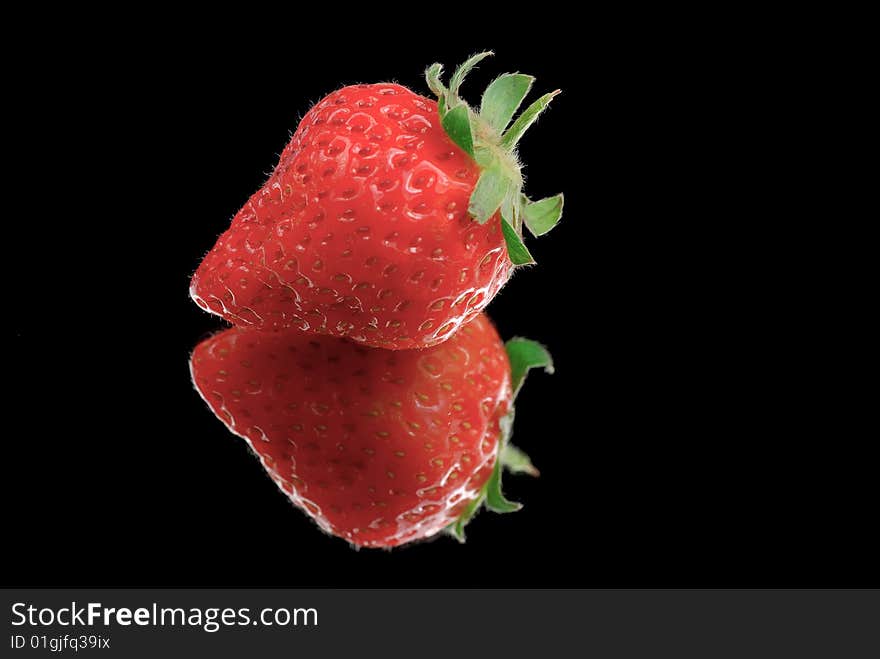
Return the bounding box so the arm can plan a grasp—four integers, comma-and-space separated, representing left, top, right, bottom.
190, 52, 563, 349
190, 313, 552, 547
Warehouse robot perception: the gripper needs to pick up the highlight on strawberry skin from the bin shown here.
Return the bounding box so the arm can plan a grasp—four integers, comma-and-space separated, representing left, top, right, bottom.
190, 52, 563, 350
189, 314, 552, 548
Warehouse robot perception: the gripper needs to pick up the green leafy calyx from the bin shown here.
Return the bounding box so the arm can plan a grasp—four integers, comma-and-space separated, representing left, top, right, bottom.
426, 53, 564, 266
447, 338, 554, 542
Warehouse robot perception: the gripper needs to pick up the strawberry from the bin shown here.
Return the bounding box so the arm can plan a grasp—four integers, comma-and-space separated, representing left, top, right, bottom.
190, 313, 552, 547
190, 52, 563, 349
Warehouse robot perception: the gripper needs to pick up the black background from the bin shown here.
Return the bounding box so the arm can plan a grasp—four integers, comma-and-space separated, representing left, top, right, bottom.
6, 19, 874, 587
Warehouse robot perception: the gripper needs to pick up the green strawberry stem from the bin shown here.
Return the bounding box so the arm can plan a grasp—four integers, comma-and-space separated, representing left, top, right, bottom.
426, 53, 564, 266
447, 338, 554, 542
